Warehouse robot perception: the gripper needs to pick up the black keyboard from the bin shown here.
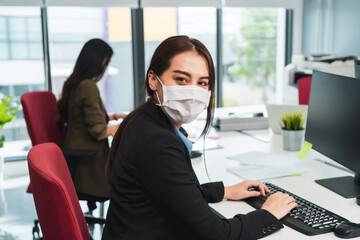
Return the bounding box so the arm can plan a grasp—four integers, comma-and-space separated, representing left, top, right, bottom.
244, 182, 349, 235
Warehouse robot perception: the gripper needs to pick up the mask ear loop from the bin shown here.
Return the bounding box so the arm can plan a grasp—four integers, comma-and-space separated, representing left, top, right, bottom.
202, 133, 212, 182
192, 110, 213, 183
155, 75, 164, 105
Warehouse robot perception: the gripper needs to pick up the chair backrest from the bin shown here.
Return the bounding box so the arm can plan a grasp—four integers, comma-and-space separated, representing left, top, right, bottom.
297, 76, 312, 105
28, 143, 90, 240
21, 91, 64, 147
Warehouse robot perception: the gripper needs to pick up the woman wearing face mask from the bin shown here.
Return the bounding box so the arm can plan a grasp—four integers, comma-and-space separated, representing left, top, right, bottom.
57, 38, 125, 213
102, 35, 297, 240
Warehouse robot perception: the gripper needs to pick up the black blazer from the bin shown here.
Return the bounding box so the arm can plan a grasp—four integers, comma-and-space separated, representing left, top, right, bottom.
102, 101, 283, 240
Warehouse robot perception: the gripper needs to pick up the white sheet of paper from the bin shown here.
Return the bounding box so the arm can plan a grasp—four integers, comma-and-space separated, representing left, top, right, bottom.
192, 139, 221, 151
227, 151, 311, 180
227, 151, 301, 167
228, 164, 311, 181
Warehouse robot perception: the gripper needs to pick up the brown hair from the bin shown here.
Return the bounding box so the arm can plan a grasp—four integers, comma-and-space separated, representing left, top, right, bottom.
105, 35, 215, 184
57, 38, 113, 128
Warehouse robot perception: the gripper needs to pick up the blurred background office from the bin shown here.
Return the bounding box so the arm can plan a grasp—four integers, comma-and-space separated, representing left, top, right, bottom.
1, 0, 360, 239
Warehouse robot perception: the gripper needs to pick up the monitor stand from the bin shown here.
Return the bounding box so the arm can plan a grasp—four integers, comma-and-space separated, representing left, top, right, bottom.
315, 173, 360, 198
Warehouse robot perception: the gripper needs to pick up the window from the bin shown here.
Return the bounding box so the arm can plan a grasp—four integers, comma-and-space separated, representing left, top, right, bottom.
0, 4, 291, 161
178, 7, 217, 63
47, 7, 133, 113
143, 7, 216, 70
0, 14, 42, 60
0, 7, 44, 148
222, 8, 279, 106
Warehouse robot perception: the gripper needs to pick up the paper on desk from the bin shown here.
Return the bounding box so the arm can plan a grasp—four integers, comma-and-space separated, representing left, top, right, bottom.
227, 151, 311, 180
227, 164, 311, 181
192, 138, 222, 151
227, 151, 301, 167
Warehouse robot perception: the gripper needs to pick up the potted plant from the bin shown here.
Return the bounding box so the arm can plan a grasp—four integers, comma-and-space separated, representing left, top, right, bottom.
0, 96, 18, 147
0, 95, 18, 216
280, 110, 305, 151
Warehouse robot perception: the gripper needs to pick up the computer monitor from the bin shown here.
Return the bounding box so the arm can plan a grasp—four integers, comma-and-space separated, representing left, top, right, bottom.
305, 70, 360, 198
355, 60, 360, 79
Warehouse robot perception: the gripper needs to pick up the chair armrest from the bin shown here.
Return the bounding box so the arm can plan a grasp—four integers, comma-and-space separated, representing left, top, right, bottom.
84, 214, 106, 225
62, 149, 97, 158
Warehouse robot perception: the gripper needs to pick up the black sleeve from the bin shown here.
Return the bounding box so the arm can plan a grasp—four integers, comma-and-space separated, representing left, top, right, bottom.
201, 182, 224, 203
235, 209, 283, 239
140, 133, 283, 240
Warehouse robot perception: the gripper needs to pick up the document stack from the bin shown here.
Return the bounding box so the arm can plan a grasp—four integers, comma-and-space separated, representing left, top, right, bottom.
213, 112, 269, 131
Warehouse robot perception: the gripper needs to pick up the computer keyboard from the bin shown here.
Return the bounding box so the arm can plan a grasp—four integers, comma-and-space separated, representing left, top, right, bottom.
244, 182, 349, 235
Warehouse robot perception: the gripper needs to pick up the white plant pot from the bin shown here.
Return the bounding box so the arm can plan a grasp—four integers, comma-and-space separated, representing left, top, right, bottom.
282, 129, 305, 151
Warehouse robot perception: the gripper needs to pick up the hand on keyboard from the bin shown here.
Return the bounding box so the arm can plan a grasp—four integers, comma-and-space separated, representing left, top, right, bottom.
224, 180, 270, 200
261, 192, 298, 220
244, 182, 349, 235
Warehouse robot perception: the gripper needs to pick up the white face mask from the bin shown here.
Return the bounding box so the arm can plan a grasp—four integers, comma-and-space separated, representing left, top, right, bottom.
155, 76, 211, 124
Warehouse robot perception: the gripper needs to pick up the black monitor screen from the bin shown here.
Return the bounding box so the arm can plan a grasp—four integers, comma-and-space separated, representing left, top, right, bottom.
355, 60, 360, 79
306, 70, 360, 198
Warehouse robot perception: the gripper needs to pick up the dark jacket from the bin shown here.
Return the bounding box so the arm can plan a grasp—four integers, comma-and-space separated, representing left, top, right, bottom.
62, 79, 110, 198
102, 101, 283, 240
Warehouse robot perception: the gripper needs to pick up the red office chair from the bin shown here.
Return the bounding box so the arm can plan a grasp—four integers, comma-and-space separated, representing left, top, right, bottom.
297, 76, 312, 105
21, 91, 97, 191
21, 91, 105, 237
21, 91, 64, 148
21, 91, 64, 193
28, 143, 105, 240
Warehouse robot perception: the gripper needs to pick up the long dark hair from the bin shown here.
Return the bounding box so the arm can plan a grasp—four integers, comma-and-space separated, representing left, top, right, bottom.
57, 38, 113, 127
106, 35, 216, 183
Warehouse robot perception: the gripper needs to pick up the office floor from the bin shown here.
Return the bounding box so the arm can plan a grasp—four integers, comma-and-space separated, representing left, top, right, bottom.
0, 176, 107, 240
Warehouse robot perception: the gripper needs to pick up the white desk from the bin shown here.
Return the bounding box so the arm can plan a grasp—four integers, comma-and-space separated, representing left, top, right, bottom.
192, 129, 359, 240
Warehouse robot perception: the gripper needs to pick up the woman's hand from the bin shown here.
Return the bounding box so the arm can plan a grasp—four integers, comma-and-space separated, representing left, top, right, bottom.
261, 192, 297, 220
108, 124, 120, 136
109, 113, 128, 121
97, 124, 120, 140
116, 113, 127, 119
224, 181, 270, 200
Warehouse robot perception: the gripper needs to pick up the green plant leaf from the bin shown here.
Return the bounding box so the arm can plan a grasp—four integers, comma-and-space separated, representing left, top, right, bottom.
0, 135, 4, 148
280, 110, 305, 131
0, 96, 18, 131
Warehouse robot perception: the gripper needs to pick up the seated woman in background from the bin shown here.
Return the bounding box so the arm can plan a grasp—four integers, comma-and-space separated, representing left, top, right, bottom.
102, 35, 297, 240
57, 38, 124, 212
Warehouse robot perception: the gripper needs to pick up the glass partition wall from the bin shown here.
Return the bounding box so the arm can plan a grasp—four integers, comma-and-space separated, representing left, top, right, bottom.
222, 8, 279, 106
47, 7, 134, 113
143, 7, 216, 67
0, 3, 291, 161
0, 7, 44, 147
